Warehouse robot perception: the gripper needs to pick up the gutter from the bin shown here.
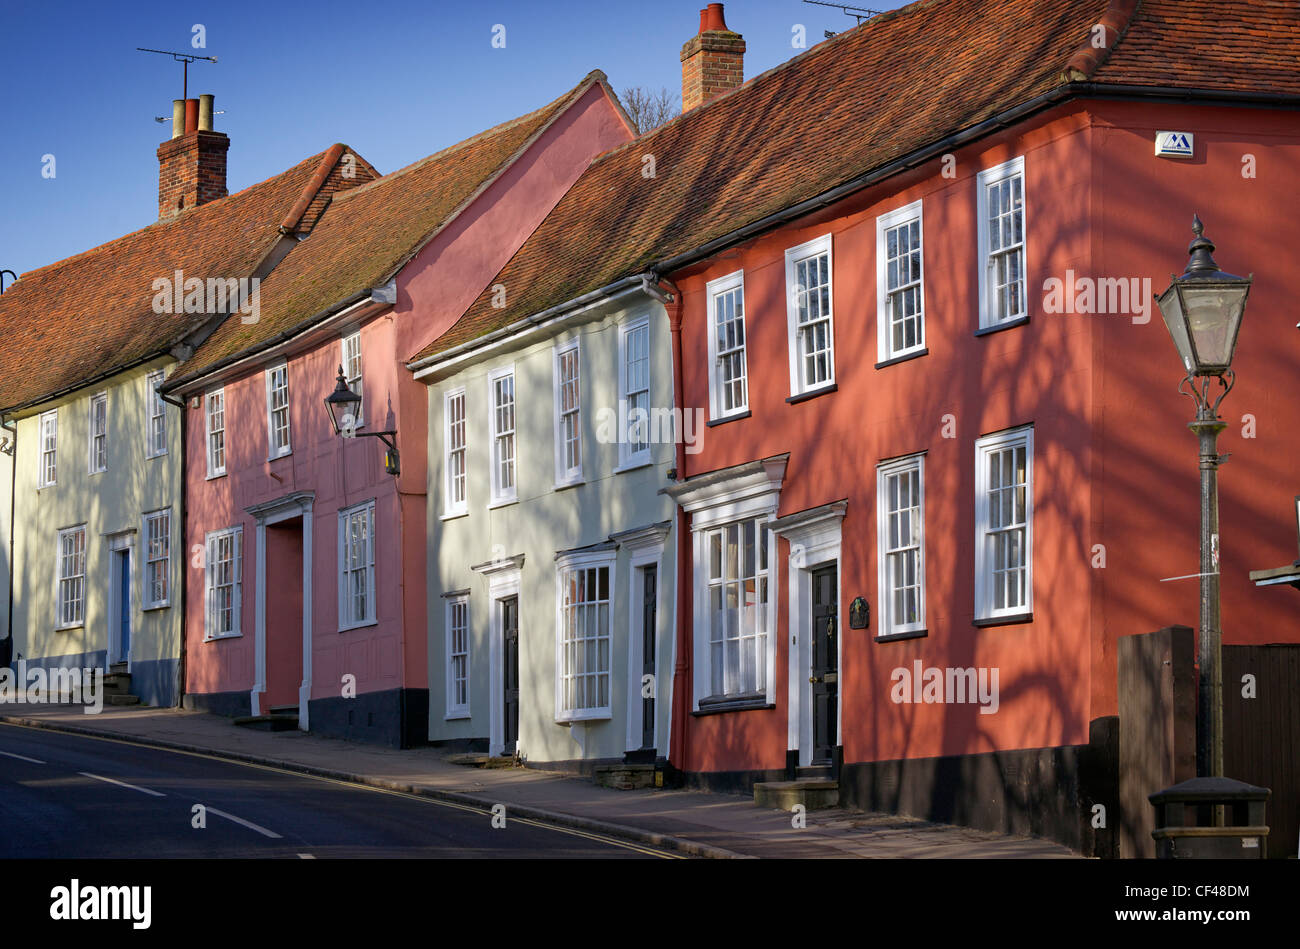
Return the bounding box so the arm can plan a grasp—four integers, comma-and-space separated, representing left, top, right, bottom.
157, 387, 189, 708
408, 275, 645, 379
650, 82, 1300, 278
162, 289, 387, 396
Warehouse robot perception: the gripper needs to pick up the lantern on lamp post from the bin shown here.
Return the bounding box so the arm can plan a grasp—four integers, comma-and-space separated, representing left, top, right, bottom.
325, 365, 399, 475
1155, 215, 1252, 782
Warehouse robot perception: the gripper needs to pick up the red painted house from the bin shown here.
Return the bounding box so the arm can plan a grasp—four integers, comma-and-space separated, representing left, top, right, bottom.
162, 73, 634, 746
437, 0, 1300, 853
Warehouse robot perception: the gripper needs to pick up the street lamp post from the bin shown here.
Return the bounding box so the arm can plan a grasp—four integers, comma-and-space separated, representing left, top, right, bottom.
324, 365, 400, 475
1155, 215, 1252, 782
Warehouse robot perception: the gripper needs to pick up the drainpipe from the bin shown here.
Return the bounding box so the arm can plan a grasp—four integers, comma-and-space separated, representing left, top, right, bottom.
1, 415, 14, 671
657, 277, 692, 779
158, 388, 188, 707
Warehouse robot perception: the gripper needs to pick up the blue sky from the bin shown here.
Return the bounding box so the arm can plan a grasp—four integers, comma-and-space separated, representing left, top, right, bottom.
0, 0, 905, 282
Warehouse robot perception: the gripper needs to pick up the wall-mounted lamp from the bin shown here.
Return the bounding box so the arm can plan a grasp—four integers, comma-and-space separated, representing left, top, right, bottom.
324, 365, 399, 475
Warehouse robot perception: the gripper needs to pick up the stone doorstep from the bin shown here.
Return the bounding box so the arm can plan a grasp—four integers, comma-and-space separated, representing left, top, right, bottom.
593, 763, 657, 791
753, 778, 840, 811
446, 753, 518, 770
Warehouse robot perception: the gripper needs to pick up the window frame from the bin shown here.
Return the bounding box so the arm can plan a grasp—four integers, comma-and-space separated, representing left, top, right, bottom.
55, 524, 87, 630
264, 362, 292, 460
554, 549, 617, 723
706, 270, 749, 421
875, 453, 926, 638
552, 339, 583, 487
205, 388, 226, 479
145, 369, 167, 459
87, 391, 108, 475
701, 517, 774, 702
487, 365, 517, 506
445, 595, 470, 719
443, 386, 468, 518
784, 234, 836, 396
617, 315, 652, 471
976, 155, 1028, 330
142, 508, 171, 610
203, 525, 243, 641
341, 331, 364, 431
876, 200, 926, 362
974, 424, 1034, 621
338, 499, 377, 631
37, 409, 58, 488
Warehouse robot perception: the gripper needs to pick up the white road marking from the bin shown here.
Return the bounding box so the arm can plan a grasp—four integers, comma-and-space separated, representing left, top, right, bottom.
79, 771, 166, 797
0, 750, 45, 764
297, 853, 315, 859
205, 805, 282, 839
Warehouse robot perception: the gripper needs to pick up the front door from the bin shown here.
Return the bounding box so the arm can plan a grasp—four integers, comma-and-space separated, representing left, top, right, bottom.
640, 566, 657, 751
115, 549, 131, 664
501, 596, 519, 753
810, 564, 838, 765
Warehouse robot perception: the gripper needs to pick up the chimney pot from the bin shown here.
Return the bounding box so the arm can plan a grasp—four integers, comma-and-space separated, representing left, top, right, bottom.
198, 94, 215, 132
704, 3, 727, 32
184, 98, 199, 135
170, 99, 185, 139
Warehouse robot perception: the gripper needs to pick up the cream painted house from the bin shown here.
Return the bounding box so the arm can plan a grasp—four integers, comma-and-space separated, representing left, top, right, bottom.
5, 360, 182, 704
413, 288, 681, 770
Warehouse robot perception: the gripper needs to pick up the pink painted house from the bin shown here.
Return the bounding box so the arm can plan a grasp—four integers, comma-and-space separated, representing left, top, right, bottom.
162, 73, 635, 745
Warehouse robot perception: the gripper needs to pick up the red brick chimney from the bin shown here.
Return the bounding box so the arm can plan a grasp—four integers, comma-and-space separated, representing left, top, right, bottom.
681, 3, 745, 112
156, 93, 228, 219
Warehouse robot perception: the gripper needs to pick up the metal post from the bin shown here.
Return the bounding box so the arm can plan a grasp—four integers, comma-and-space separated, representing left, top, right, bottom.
1191, 405, 1226, 783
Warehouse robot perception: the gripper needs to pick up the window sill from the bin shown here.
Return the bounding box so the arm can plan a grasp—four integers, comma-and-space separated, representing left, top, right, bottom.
89, 469, 106, 477
142, 603, 171, 612
692, 696, 774, 716
203, 632, 242, 642
556, 709, 612, 724
552, 477, 586, 492
974, 315, 1030, 337
440, 509, 468, 522
267, 450, 292, 463
445, 711, 471, 721
876, 627, 928, 643
875, 347, 929, 369
338, 619, 379, 634
786, 383, 837, 405
613, 458, 653, 475
206, 471, 226, 481
706, 410, 750, 428
145, 452, 168, 461
973, 611, 1033, 628
486, 497, 518, 511
54, 624, 84, 633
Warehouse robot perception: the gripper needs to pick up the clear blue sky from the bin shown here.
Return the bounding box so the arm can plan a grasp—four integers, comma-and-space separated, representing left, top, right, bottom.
0, 0, 905, 282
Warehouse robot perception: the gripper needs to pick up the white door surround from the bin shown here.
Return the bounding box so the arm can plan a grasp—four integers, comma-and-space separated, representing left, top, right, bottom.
245, 491, 314, 728
613, 521, 671, 753
769, 500, 846, 768
104, 529, 136, 670
471, 553, 524, 757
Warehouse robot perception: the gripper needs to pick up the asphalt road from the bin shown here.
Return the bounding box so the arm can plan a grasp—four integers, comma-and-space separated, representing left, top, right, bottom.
0, 723, 673, 859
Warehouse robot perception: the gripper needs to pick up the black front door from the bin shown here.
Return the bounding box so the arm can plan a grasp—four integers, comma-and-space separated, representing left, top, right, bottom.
502, 596, 519, 752
640, 566, 657, 751
811, 565, 838, 765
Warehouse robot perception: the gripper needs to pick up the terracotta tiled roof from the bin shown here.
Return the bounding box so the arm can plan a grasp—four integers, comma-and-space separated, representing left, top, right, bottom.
168, 72, 614, 384
415, 0, 1299, 361
0, 145, 373, 413
1091, 0, 1300, 93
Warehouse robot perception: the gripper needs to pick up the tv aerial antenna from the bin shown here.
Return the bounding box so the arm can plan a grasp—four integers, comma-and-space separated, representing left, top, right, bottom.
136, 47, 218, 100
802, 0, 884, 36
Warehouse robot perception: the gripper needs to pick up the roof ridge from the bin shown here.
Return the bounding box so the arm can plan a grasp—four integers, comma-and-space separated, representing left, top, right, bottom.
330, 71, 605, 206
1061, 0, 1141, 82
585, 0, 940, 168
8, 146, 338, 283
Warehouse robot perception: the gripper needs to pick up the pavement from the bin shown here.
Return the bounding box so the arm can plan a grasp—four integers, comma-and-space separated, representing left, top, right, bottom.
0, 702, 1079, 858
